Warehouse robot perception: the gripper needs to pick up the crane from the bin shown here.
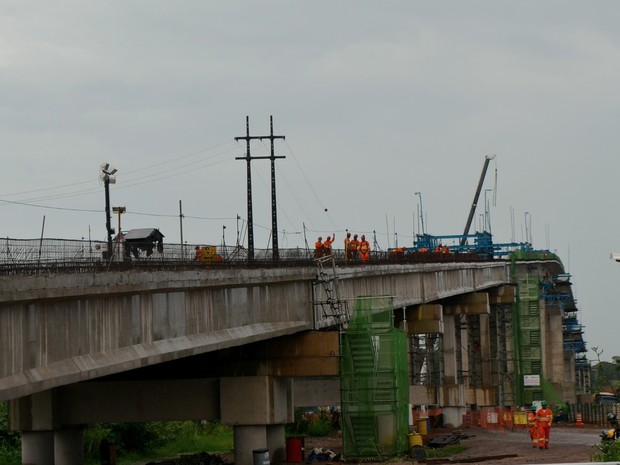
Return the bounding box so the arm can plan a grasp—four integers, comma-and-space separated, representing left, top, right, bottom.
460, 155, 496, 246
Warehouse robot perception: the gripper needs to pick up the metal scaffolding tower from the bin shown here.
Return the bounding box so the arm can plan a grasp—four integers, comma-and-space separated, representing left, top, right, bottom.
410, 334, 443, 386
490, 303, 515, 407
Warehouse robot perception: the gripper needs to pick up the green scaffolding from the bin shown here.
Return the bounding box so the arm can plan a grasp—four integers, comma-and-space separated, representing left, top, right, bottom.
340, 296, 409, 458
511, 264, 563, 407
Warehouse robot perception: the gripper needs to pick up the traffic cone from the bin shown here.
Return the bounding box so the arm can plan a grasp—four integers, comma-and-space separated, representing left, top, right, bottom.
576, 412, 584, 427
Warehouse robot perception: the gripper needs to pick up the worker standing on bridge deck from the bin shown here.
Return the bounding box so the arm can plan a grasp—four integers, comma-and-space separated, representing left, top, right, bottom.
323, 234, 335, 256
527, 404, 539, 448
350, 234, 360, 261
344, 232, 352, 262
314, 237, 324, 259
359, 235, 370, 262
537, 400, 553, 449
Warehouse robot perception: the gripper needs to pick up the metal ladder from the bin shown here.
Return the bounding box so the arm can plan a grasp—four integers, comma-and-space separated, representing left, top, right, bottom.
314, 255, 350, 326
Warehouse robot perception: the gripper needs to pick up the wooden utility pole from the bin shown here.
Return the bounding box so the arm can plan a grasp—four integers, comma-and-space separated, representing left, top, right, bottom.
235, 116, 285, 261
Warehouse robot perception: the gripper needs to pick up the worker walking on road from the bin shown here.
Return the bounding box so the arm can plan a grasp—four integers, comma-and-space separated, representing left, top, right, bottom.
314, 237, 324, 259
359, 234, 371, 262
527, 404, 539, 448
537, 400, 553, 449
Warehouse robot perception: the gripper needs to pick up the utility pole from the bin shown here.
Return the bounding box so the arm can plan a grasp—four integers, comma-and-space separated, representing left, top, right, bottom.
100, 163, 117, 263
235, 116, 285, 261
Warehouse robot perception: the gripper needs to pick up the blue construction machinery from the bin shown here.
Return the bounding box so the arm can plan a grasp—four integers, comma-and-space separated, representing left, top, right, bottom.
402, 231, 533, 259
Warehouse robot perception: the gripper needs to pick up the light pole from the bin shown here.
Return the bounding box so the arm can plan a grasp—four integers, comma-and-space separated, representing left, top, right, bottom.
100, 163, 118, 262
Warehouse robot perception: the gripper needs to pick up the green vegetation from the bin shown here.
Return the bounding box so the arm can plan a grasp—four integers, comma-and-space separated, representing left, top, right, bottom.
592, 440, 620, 462
423, 444, 468, 458
84, 421, 233, 465
0, 415, 234, 465
0, 402, 20, 465
287, 408, 338, 437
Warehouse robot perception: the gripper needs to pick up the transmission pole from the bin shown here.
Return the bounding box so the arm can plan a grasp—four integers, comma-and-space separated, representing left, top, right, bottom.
235, 116, 285, 261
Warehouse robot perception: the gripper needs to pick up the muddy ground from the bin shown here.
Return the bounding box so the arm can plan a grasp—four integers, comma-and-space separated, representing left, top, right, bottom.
302, 424, 607, 464
156, 424, 607, 464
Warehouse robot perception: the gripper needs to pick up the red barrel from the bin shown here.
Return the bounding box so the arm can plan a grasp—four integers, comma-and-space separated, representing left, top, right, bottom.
286, 436, 304, 463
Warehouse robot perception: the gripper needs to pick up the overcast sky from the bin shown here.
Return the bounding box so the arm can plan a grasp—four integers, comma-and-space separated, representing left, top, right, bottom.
2, 1, 619, 362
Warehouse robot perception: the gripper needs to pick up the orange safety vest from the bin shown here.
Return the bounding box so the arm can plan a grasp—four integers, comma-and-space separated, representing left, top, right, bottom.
527, 412, 538, 427
537, 408, 553, 427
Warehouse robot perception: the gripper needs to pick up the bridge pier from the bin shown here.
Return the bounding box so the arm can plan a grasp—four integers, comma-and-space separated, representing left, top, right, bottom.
21, 431, 54, 465
221, 376, 292, 465
53, 428, 84, 465
20, 428, 85, 465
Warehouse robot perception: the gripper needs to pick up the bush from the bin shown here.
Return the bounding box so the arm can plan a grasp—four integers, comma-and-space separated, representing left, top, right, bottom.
288, 408, 337, 437
0, 402, 20, 465
593, 440, 620, 462
84, 420, 233, 463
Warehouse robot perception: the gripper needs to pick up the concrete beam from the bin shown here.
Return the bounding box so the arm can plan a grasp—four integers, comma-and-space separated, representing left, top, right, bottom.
444, 292, 490, 315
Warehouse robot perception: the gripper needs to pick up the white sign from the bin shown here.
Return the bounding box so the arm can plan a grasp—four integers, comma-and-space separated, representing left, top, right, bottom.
524, 374, 540, 386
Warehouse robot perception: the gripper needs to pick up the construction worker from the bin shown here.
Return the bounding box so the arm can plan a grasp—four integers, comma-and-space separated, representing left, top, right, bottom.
314, 237, 324, 259
350, 234, 360, 261
359, 234, 370, 262
323, 234, 335, 256
536, 400, 553, 449
527, 404, 539, 448
344, 232, 352, 262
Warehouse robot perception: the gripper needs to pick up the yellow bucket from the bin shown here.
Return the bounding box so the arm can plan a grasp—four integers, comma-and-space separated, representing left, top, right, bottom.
408, 432, 423, 447
417, 418, 429, 435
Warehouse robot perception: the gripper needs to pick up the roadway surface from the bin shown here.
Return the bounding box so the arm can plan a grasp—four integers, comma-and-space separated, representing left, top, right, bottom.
302, 425, 609, 465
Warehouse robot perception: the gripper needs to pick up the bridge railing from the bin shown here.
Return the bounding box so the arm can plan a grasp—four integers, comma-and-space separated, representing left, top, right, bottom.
0, 237, 317, 264
0, 237, 497, 276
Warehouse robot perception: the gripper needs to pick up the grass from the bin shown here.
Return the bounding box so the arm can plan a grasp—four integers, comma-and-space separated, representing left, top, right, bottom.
423, 444, 468, 458
82, 421, 234, 465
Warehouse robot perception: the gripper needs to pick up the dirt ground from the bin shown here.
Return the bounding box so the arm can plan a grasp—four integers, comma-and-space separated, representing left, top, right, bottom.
302, 424, 607, 464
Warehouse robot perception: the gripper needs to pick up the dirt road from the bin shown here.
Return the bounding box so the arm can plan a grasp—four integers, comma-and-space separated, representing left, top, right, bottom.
304, 424, 608, 464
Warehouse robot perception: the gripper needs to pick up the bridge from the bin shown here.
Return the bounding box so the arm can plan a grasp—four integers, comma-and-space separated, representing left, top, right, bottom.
0, 239, 580, 465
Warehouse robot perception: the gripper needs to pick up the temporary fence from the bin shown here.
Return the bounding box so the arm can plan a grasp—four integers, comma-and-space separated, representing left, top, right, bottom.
567, 403, 620, 426
462, 407, 528, 431
461, 403, 619, 430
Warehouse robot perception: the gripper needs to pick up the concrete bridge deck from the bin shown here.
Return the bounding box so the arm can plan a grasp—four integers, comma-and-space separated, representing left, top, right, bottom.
0, 258, 518, 465
1, 260, 508, 401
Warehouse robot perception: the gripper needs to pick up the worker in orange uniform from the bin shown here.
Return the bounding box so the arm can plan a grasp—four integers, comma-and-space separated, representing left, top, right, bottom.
536, 400, 553, 449
323, 234, 335, 256
527, 404, 539, 448
359, 234, 371, 262
314, 237, 324, 259
350, 234, 360, 261
344, 232, 352, 262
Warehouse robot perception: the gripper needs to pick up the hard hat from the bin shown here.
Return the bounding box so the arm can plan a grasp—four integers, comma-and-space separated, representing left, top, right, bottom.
531, 404, 537, 411
541, 400, 547, 406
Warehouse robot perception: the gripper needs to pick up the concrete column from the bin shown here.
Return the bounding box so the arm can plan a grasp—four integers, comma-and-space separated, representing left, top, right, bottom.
221, 376, 292, 465
266, 424, 285, 464
479, 314, 491, 386
54, 428, 84, 465
21, 431, 54, 465
234, 425, 268, 465
442, 314, 457, 386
